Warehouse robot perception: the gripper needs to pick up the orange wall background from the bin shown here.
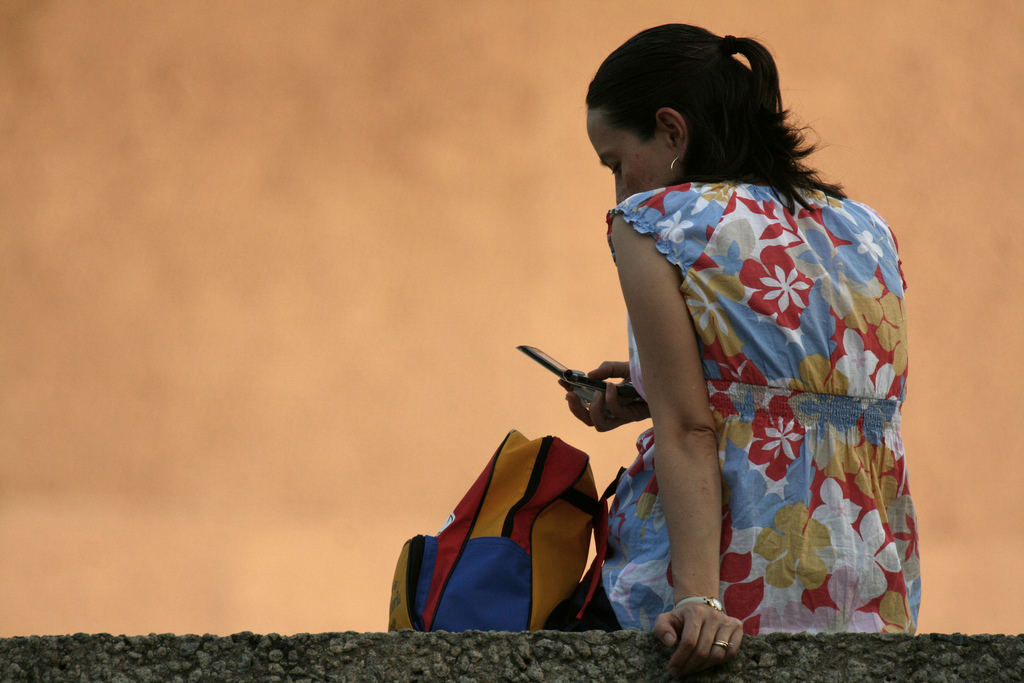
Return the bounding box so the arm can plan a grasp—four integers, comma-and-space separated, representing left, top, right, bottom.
2, 1, 1022, 636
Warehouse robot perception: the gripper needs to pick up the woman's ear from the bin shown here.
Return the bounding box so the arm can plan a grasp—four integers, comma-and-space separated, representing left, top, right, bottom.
654, 107, 689, 161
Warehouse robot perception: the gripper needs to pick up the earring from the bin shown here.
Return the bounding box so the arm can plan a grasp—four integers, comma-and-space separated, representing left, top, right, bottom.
670, 157, 679, 172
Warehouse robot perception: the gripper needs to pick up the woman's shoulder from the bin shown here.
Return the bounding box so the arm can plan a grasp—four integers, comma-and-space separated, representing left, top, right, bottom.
608, 182, 740, 243
607, 182, 741, 271
611, 181, 835, 224
606, 181, 898, 277
613, 181, 738, 220
611, 181, 886, 232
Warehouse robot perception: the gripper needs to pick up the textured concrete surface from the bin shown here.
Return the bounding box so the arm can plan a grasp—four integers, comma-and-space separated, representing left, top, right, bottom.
1, 631, 1022, 682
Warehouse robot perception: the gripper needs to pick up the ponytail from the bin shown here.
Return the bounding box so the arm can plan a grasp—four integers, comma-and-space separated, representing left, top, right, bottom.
727, 36, 781, 113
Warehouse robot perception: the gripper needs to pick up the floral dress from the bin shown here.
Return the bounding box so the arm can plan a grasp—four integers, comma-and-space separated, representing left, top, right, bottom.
601, 182, 920, 635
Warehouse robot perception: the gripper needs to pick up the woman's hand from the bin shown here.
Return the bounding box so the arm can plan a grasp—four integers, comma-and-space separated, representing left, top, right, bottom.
561, 360, 651, 431
653, 601, 743, 677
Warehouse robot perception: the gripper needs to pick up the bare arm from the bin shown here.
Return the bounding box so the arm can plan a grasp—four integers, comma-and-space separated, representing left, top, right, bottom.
610, 215, 742, 676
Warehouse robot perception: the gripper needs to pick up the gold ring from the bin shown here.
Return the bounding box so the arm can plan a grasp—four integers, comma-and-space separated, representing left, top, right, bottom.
713, 640, 730, 648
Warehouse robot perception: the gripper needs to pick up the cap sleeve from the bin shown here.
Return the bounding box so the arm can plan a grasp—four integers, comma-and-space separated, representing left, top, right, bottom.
607, 182, 735, 274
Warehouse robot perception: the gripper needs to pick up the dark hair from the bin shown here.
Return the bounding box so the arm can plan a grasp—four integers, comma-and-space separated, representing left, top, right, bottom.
586, 24, 844, 209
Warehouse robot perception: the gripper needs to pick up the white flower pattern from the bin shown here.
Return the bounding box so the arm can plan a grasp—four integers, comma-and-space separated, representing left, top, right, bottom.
855, 230, 883, 261
759, 265, 811, 313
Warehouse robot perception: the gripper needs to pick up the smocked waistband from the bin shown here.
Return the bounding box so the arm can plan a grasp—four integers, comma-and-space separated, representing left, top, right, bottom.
706, 379, 901, 439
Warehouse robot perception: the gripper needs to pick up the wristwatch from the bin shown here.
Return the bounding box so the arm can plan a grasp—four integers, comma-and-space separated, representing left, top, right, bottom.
674, 596, 725, 613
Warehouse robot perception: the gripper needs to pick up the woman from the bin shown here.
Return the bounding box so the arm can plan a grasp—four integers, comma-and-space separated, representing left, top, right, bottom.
564, 25, 920, 676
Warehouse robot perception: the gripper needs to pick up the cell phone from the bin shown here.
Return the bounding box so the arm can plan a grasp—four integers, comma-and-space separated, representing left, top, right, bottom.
517, 345, 643, 406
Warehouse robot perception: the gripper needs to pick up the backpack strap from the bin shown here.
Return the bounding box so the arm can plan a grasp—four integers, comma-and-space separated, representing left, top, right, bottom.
558, 487, 602, 518
575, 467, 625, 619
601, 467, 626, 500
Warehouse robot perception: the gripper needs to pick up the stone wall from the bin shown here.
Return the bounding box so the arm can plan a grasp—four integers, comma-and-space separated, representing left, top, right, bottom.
1, 631, 1021, 682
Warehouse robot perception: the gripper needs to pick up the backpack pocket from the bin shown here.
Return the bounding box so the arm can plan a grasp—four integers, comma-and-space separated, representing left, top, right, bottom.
431, 536, 531, 632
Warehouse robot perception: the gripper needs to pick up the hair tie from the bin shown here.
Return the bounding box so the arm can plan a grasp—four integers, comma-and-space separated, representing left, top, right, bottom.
720, 35, 739, 57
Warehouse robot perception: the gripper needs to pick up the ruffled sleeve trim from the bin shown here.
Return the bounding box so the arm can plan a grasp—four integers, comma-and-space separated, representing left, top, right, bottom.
606, 182, 736, 274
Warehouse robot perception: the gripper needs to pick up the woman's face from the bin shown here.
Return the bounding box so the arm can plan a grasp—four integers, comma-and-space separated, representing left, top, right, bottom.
586, 108, 681, 204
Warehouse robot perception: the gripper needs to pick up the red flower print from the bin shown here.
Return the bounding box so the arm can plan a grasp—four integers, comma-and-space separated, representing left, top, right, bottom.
721, 552, 753, 583
739, 247, 813, 329
749, 416, 805, 481
725, 577, 765, 622
893, 514, 918, 562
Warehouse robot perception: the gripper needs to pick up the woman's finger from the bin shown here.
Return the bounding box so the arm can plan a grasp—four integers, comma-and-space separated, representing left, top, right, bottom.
601, 383, 630, 421
604, 382, 622, 414
694, 618, 743, 672
564, 391, 594, 426
694, 625, 732, 672
588, 360, 630, 381
652, 610, 681, 647
666, 612, 705, 676
588, 390, 627, 432
604, 383, 650, 425
722, 621, 743, 663
588, 391, 611, 431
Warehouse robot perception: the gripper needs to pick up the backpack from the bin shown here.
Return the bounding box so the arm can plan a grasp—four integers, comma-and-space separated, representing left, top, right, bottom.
388, 430, 608, 632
